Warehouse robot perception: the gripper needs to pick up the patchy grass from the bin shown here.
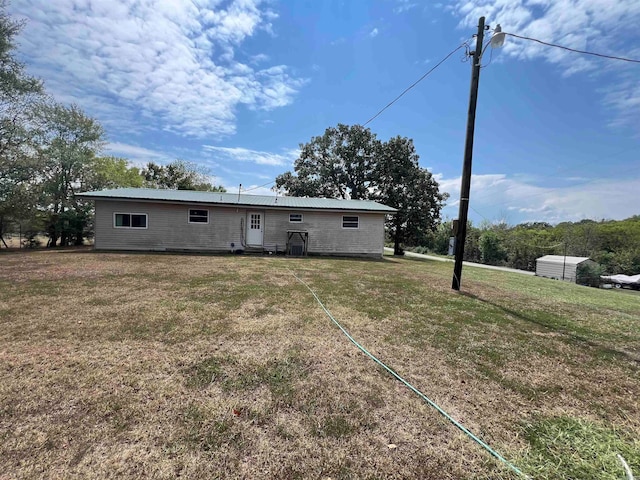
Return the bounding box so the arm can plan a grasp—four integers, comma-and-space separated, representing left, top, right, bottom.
0, 248, 638, 479
519, 416, 640, 479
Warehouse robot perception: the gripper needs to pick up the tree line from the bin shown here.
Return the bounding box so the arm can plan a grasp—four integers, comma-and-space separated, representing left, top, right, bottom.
0, 5, 223, 247
416, 217, 640, 276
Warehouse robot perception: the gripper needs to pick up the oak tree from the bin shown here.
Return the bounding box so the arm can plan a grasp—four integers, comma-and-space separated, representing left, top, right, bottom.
276, 125, 447, 254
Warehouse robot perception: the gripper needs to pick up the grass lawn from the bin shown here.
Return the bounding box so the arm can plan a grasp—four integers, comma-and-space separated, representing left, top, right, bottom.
1, 249, 638, 479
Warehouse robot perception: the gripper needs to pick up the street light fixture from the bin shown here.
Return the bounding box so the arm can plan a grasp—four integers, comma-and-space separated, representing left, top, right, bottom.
451, 17, 504, 291
490, 24, 506, 49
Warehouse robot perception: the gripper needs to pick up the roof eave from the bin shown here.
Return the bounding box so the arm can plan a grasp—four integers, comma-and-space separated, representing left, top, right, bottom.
78, 193, 397, 213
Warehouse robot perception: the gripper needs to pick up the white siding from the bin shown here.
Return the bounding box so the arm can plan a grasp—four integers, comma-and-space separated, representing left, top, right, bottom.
535, 260, 578, 282
95, 200, 244, 251
94, 200, 386, 257
263, 210, 385, 257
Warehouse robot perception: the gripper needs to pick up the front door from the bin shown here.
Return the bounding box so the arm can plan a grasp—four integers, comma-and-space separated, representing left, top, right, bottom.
246, 212, 263, 246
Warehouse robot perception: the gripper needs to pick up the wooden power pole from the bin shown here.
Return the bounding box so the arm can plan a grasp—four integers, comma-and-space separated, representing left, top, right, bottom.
452, 16, 485, 291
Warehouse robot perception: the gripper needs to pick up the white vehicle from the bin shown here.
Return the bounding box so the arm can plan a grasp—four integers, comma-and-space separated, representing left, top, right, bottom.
600, 274, 640, 290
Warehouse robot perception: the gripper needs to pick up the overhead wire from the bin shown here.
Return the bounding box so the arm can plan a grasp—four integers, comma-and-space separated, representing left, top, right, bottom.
450, 30, 639, 215
362, 41, 471, 127
242, 180, 276, 193
244, 40, 474, 193
503, 32, 640, 64
480, 42, 494, 68
251, 30, 639, 205
470, 205, 491, 223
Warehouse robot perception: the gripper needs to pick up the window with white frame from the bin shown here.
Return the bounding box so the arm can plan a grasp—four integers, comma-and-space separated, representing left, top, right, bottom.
289, 213, 303, 223
114, 213, 147, 228
342, 215, 359, 229
188, 208, 209, 224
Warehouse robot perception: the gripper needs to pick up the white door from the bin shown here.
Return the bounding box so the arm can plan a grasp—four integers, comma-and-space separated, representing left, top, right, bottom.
246, 212, 263, 246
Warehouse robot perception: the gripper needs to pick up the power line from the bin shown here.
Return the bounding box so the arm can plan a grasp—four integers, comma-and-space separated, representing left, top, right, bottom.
231, 29, 638, 195
257, 43, 470, 196
504, 32, 640, 64
362, 42, 469, 127
470, 205, 491, 223
242, 180, 276, 193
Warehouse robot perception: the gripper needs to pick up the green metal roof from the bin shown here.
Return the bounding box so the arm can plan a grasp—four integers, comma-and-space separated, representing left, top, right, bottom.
77, 188, 397, 213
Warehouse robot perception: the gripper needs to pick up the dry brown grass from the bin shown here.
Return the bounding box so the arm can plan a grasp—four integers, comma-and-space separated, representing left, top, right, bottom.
0, 249, 638, 479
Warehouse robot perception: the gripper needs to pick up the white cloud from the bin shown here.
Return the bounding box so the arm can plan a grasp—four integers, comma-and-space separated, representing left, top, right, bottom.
106, 142, 174, 167
451, 0, 640, 130
369, 28, 379, 38
10, 0, 306, 138
439, 172, 640, 224
202, 145, 299, 166
393, 1, 418, 14
250, 53, 270, 65
601, 75, 640, 128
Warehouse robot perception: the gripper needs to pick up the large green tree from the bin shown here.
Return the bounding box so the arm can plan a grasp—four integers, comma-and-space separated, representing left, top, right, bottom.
375, 136, 447, 254
86, 156, 143, 190
0, 2, 44, 246
36, 103, 105, 246
275, 124, 447, 253
142, 160, 225, 192
275, 124, 380, 200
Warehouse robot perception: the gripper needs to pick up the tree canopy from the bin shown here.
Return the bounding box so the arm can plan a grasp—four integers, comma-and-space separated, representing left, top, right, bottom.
375, 135, 448, 253
275, 124, 447, 254
142, 160, 225, 192
0, 4, 44, 246
35, 102, 105, 246
0, 4, 224, 248
421, 216, 640, 276
276, 124, 379, 200
87, 156, 144, 190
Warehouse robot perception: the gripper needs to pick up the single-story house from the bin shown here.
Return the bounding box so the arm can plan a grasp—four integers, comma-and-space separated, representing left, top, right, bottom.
78, 188, 397, 258
535, 255, 596, 283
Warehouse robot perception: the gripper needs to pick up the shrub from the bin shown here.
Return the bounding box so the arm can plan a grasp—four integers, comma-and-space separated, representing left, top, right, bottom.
576, 262, 604, 287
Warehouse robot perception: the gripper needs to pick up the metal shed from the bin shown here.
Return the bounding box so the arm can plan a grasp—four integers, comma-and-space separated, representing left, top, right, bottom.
535, 255, 595, 283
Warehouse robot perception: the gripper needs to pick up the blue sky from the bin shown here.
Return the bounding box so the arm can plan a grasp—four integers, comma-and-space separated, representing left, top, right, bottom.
10, 0, 640, 225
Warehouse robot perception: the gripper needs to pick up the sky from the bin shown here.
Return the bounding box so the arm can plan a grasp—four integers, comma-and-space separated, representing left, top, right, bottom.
9, 0, 640, 225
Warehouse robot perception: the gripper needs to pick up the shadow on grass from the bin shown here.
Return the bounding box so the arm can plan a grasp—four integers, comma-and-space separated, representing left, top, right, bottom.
460, 291, 640, 365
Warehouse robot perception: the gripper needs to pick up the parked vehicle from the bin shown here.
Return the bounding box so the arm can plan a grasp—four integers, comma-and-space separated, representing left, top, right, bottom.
600, 274, 640, 290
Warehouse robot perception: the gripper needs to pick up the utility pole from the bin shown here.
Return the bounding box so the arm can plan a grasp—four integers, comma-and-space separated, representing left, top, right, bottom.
452, 16, 486, 291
